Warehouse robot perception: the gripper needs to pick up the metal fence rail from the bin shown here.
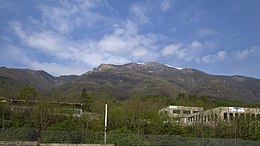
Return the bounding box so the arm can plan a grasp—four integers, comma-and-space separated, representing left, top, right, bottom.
1, 128, 260, 146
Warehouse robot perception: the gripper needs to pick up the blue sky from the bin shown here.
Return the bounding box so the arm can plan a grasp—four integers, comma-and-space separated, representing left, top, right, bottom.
0, 0, 260, 78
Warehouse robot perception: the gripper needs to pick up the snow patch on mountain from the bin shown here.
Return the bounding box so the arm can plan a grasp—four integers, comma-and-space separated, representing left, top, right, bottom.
165, 64, 183, 70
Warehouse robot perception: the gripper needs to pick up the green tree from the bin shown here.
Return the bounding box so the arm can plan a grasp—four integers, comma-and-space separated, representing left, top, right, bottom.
32, 103, 58, 144
0, 103, 11, 131
80, 88, 93, 112
19, 86, 38, 100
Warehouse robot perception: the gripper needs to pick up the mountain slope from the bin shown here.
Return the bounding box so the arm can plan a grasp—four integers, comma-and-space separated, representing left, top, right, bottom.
56, 62, 260, 102
0, 67, 78, 97
1, 63, 260, 103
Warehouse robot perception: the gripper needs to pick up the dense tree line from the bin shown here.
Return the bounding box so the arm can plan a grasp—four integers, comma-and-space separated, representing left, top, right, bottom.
1, 88, 260, 142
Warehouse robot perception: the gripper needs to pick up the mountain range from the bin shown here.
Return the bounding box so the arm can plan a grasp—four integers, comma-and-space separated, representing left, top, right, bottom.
1, 62, 260, 103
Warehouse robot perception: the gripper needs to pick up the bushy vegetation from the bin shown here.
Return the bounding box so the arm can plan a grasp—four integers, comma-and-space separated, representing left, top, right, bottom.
1, 88, 260, 143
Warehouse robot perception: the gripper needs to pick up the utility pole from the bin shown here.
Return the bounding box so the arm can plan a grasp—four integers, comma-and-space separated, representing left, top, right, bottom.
2, 114, 4, 132
104, 104, 108, 144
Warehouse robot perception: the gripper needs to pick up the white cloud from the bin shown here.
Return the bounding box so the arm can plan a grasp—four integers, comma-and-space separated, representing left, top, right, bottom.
13, 15, 222, 68
0, 44, 31, 66
131, 48, 148, 57
6, 0, 231, 76
2, 36, 11, 42
161, 43, 185, 58
190, 41, 204, 50
98, 35, 128, 52
10, 17, 161, 73
202, 51, 227, 63
226, 33, 239, 40
235, 47, 259, 60
130, 3, 150, 25
38, 0, 102, 34
27, 32, 63, 52
160, 0, 174, 12
29, 62, 86, 76
190, 40, 216, 50
0, 45, 86, 76
10, 22, 26, 39
11, 22, 72, 58
161, 40, 217, 62
198, 28, 217, 37
8, 1, 164, 75
181, 9, 207, 25
96, 20, 159, 61
171, 27, 176, 32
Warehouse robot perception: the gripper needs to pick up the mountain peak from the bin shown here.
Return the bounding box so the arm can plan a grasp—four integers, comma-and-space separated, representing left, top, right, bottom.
90, 62, 186, 73
92, 63, 115, 72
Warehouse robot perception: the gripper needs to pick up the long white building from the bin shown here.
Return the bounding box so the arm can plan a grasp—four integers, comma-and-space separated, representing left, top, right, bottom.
160, 106, 260, 125
159, 105, 203, 123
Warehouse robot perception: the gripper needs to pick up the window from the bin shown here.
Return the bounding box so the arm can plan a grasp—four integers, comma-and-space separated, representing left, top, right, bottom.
224, 113, 228, 120
229, 113, 233, 120
172, 110, 180, 114
235, 113, 239, 119
252, 114, 255, 120
257, 114, 260, 121
193, 111, 199, 113
183, 110, 191, 114
246, 114, 250, 120
215, 114, 217, 120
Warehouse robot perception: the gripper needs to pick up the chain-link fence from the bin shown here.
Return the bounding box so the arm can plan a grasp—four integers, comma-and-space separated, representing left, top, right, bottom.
1, 128, 260, 146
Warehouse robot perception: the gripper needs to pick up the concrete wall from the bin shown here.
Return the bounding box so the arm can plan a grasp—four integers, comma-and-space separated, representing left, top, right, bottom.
0, 141, 114, 146
41, 144, 114, 146
0, 141, 38, 146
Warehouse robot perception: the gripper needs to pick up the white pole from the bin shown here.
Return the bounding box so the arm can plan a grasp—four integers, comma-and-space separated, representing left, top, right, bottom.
104, 104, 107, 144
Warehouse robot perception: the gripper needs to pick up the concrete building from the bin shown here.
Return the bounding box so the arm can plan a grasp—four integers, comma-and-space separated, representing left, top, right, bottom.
0, 96, 6, 103
2, 97, 85, 117
159, 105, 203, 123
160, 105, 260, 125
183, 107, 260, 125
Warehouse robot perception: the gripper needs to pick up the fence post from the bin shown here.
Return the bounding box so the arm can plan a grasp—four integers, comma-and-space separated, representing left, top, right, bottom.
104, 104, 108, 144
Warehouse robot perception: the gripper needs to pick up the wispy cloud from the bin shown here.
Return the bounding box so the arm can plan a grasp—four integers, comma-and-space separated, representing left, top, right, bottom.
8, 0, 222, 73
198, 28, 217, 37
160, 0, 174, 12
97, 21, 159, 61
226, 33, 239, 40
161, 43, 184, 57
161, 40, 217, 62
235, 46, 259, 60
0, 45, 86, 76
38, 0, 103, 34
130, 3, 150, 26
10, 17, 160, 73
201, 51, 227, 63
181, 9, 207, 25
11, 22, 73, 58
3, 0, 259, 78
0, 1, 20, 14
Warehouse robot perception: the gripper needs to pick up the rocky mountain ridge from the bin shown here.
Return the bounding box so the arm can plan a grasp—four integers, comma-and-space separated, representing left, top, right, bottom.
57, 62, 260, 102
1, 63, 260, 103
